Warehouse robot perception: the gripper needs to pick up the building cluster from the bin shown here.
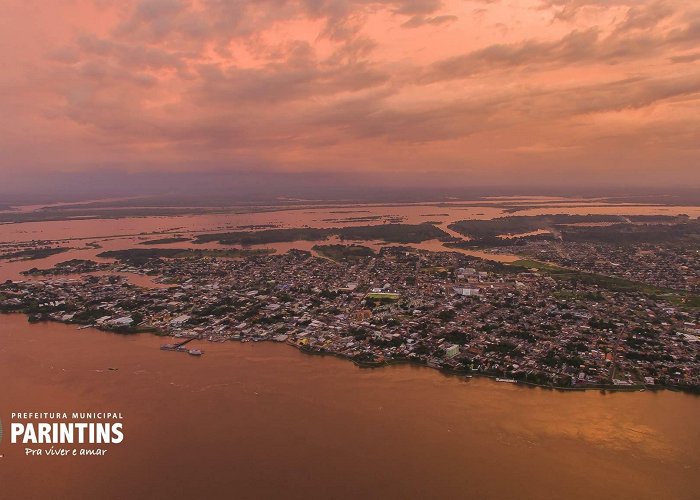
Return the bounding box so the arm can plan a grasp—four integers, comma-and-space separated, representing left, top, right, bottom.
1, 247, 699, 392
498, 241, 700, 293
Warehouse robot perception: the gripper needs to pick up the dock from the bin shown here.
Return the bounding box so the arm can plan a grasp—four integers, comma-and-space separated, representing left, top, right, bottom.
160, 337, 204, 356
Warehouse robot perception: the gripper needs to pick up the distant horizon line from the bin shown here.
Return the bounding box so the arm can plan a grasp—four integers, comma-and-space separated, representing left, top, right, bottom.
3, 185, 700, 207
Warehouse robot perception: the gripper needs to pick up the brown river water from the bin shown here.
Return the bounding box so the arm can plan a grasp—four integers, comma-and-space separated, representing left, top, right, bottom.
0, 315, 698, 499
1, 201, 699, 499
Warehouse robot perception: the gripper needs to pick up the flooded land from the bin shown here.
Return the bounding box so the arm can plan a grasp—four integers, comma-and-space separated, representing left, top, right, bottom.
0, 196, 699, 499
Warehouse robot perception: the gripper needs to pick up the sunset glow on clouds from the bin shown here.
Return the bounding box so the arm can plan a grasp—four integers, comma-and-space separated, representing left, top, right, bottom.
2, 0, 699, 187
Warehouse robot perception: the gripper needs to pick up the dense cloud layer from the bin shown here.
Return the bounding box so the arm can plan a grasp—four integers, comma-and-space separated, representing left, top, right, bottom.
1, 0, 699, 190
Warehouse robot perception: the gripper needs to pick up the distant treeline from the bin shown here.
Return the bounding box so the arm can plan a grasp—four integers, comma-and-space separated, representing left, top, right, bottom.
97, 247, 273, 264
559, 221, 700, 244
0, 207, 224, 224
449, 214, 696, 244
194, 223, 449, 245
137, 237, 191, 245
447, 233, 555, 249
312, 244, 375, 261
0, 247, 69, 261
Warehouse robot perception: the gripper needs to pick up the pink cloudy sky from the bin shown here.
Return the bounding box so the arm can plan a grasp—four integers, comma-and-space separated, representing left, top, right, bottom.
2, 0, 699, 190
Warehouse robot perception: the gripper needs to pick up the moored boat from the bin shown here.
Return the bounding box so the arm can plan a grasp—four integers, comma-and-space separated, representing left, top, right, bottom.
495, 377, 517, 383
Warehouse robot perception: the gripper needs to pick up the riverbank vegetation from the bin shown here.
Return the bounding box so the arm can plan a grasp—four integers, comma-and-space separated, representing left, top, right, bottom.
0, 247, 69, 261
312, 244, 375, 261
194, 223, 449, 245
97, 248, 274, 265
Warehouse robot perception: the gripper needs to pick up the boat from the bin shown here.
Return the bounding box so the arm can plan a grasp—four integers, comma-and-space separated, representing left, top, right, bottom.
188, 349, 203, 356
160, 344, 177, 351
495, 377, 517, 383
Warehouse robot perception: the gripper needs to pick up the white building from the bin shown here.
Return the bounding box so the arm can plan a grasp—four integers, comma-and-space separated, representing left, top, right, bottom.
445, 344, 460, 358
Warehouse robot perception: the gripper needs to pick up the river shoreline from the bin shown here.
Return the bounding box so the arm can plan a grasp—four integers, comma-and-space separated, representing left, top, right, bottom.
5, 311, 697, 396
